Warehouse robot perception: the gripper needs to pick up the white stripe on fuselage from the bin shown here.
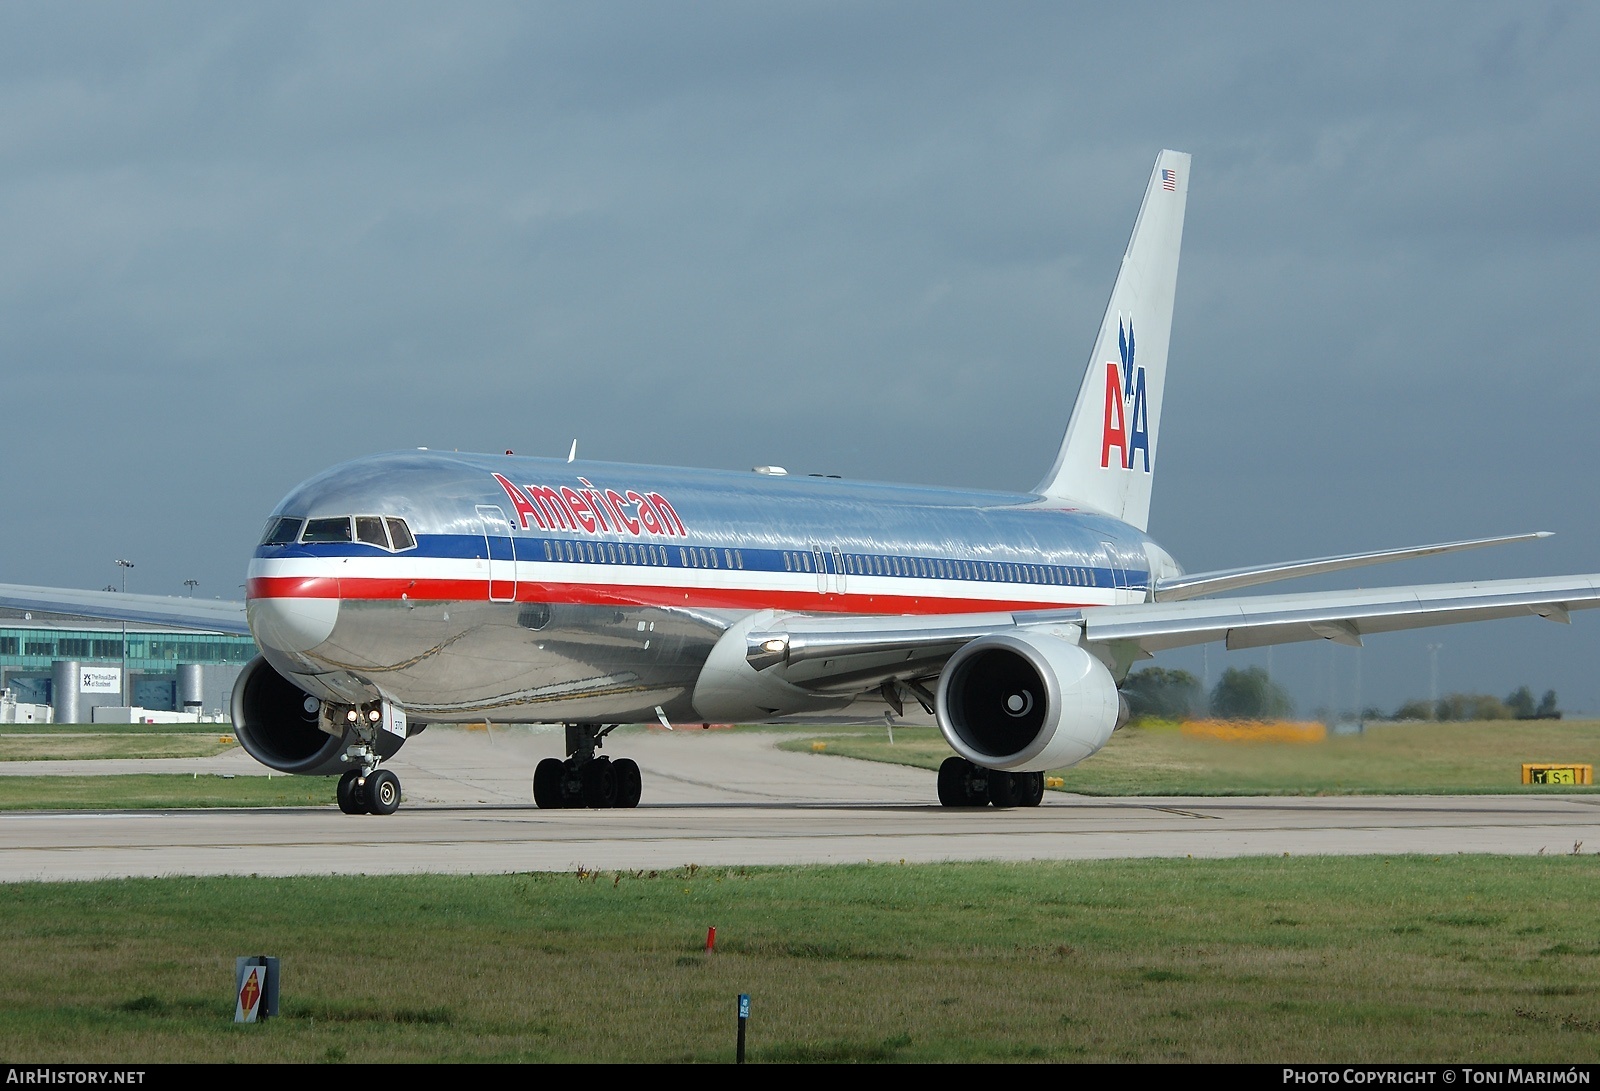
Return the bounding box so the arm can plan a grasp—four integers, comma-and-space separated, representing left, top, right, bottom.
246, 554, 1135, 608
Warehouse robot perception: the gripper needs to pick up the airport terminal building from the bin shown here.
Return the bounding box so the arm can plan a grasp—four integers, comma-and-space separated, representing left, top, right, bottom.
0, 614, 255, 722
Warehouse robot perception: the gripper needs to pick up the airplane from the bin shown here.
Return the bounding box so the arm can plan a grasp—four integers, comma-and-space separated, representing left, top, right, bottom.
4, 148, 1598, 815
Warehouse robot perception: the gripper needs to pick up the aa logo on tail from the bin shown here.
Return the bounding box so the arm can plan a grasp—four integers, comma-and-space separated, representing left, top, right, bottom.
1100, 318, 1151, 472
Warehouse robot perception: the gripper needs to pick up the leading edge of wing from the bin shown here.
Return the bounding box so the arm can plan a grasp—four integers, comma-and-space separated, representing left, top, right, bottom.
0, 583, 251, 636
1081, 573, 1600, 653
1151, 531, 1553, 602
745, 574, 1600, 678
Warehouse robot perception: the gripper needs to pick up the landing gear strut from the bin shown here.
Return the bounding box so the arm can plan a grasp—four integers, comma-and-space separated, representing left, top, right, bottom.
936, 756, 1044, 809
534, 723, 643, 809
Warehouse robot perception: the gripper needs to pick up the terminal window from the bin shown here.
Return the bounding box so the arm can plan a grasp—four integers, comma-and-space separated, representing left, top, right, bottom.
24, 642, 54, 656
0, 637, 16, 655
58, 639, 91, 657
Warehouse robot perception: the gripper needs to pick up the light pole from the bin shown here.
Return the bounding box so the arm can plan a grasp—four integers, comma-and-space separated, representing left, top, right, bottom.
116, 560, 134, 707
184, 580, 198, 597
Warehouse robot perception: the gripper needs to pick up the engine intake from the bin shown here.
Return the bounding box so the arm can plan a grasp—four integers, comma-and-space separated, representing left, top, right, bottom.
230, 656, 403, 776
936, 632, 1123, 772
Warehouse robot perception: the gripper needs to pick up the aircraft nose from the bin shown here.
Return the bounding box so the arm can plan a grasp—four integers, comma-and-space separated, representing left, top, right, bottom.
247, 578, 340, 655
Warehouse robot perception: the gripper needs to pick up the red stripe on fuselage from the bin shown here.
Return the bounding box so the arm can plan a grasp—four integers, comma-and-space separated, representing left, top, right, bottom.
245, 576, 1094, 616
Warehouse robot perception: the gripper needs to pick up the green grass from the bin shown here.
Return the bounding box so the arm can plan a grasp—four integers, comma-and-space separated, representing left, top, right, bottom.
0, 723, 229, 735
0, 734, 239, 761
783, 720, 1600, 796
0, 774, 332, 811
2, 857, 1598, 1062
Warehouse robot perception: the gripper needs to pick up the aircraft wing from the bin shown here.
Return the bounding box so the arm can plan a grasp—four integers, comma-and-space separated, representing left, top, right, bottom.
0, 583, 250, 636
745, 573, 1600, 691
1150, 531, 1551, 601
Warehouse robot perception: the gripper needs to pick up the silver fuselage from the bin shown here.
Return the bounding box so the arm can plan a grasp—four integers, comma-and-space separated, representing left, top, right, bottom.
246, 450, 1174, 723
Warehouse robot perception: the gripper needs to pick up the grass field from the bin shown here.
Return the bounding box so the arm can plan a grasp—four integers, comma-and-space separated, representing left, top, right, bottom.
0, 774, 332, 810
2, 857, 1598, 1063
782, 720, 1600, 796
0, 734, 239, 761
0, 723, 227, 736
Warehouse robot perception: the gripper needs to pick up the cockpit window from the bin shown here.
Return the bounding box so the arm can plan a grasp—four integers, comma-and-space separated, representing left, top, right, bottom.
301, 517, 353, 543
386, 518, 416, 551
355, 516, 388, 548
293, 515, 415, 550
260, 517, 304, 546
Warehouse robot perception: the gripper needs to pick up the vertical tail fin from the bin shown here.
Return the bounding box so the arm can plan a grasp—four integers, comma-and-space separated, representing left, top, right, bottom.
1034, 150, 1189, 531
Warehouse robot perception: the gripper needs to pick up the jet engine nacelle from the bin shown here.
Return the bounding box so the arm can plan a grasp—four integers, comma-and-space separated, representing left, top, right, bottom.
230, 656, 405, 776
935, 632, 1124, 772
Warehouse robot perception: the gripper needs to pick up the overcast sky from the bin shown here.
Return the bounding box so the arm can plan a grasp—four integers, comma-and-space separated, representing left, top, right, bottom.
2, 2, 1596, 715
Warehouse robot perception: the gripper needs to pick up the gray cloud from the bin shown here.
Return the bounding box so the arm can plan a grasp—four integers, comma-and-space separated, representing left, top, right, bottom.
2, 1, 1596, 712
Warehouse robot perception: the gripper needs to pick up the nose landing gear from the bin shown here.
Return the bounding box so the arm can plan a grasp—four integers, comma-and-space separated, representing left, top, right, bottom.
533, 723, 643, 809
331, 710, 407, 816
335, 767, 403, 815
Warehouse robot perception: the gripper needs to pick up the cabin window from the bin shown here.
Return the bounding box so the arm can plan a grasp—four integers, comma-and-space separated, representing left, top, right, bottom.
301, 517, 352, 544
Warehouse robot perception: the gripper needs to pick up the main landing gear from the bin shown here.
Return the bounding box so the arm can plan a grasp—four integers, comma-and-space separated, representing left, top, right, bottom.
336, 767, 403, 815
533, 723, 642, 809
937, 756, 1045, 809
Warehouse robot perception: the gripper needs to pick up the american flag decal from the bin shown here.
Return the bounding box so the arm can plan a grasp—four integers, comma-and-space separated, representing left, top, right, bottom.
1161, 168, 1177, 192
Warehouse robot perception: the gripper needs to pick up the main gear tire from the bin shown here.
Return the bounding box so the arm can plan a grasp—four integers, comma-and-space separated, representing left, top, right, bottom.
533, 757, 565, 809
365, 768, 402, 815
614, 758, 642, 809
988, 770, 1024, 809
580, 756, 618, 809
337, 770, 368, 815
1016, 770, 1046, 807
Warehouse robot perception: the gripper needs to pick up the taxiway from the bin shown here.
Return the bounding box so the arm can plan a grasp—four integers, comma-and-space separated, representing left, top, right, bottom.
2, 727, 1598, 881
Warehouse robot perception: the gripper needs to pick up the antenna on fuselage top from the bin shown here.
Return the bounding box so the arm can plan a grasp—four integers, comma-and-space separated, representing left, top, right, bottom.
567, 439, 577, 463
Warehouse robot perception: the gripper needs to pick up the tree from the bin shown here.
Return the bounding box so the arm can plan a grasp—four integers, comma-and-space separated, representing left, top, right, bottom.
1430, 693, 1511, 721
1121, 667, 1202, 722
1506, 686, 1536, 720
1209, 666, 1294, 721
1536, 690, 1561, 719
